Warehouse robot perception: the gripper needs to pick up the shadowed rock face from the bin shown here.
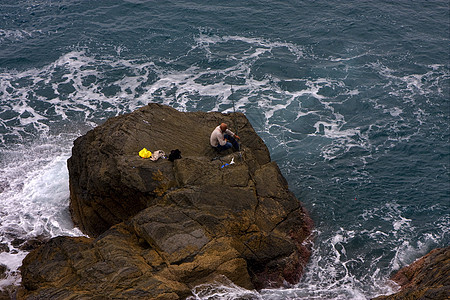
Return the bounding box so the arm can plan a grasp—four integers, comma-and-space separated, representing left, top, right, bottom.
18, 104, 313, 299
373, 246, 450, 300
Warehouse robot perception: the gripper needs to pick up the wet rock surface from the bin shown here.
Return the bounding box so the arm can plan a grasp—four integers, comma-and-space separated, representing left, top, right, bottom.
18, 104, 313, 299
373, 246, 450, 300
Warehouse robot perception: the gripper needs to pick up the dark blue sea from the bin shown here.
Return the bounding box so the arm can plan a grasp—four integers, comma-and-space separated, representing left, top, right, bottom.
0, 1, 449, 298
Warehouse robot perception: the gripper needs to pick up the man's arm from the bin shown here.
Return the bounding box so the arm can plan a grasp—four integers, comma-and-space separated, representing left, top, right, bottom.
225, 129, 240, 140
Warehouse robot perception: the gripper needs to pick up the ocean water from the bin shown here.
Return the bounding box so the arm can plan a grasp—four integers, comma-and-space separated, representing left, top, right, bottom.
0, 0, 448, 298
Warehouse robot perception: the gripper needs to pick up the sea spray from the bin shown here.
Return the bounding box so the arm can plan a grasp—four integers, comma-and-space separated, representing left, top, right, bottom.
0, 138, 84, 288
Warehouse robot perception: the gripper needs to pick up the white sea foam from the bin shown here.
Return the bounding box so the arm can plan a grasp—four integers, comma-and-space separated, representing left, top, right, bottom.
0, 29, 33, 42
187, 276, 262, 300
194, 32, 305, 61
0, 251, 27, 288
0, 137, 84, 288
329, 51, 371, 62
371, 62, 449, 100
0, 34, 356, 160
360, 201, 447, 275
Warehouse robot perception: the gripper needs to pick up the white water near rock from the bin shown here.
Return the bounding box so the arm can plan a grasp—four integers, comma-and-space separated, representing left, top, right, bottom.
0, 137, 84, 288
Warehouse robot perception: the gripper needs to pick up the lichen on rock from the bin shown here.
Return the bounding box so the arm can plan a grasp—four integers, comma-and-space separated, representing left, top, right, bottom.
18, 103, 313, 299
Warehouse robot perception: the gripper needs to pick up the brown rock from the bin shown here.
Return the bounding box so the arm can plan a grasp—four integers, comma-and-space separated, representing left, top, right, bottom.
0, 243, 8, 253
68, 104, 270, 237
18, 226, 192, 300
19, 103, 313, 299
0, 264, 6, 280
373, 246, 450, 300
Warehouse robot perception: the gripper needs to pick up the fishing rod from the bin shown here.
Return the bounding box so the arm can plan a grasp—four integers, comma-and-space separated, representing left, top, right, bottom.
230, 84, 243, 162
211, 84, 243, 164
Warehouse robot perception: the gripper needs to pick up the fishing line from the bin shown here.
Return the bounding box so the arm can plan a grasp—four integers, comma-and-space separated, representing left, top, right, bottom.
230, 84, 243, 162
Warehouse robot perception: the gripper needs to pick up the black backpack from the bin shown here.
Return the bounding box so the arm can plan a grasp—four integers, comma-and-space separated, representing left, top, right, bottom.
168, 149, 182, 162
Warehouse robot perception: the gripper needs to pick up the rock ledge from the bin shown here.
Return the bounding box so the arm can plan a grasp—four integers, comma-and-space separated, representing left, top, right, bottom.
373, 246, 449, 300
18, 104, 313, 299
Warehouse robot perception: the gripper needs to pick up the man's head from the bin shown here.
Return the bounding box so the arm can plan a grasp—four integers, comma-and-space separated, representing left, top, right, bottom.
220, 123, 227, 132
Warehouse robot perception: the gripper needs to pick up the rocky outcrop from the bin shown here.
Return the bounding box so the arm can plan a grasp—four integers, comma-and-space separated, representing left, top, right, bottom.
374, 246, 449, 300
18, 103, 312, 299
67, 103, 273, 237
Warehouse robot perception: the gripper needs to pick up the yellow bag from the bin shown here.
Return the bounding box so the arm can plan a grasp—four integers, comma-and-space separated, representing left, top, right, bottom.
139, 148, 152, 159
